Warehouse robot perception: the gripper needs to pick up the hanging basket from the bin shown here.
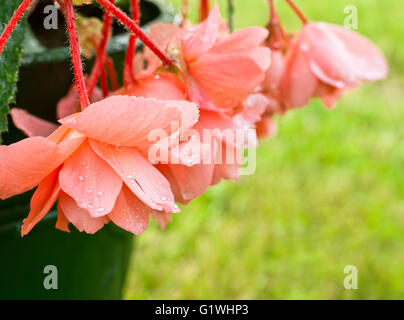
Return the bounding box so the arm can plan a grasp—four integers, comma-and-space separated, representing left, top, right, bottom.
0, 0, 176, 299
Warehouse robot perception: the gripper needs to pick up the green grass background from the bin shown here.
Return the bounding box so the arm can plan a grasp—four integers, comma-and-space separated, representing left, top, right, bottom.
124, 0, 404, 299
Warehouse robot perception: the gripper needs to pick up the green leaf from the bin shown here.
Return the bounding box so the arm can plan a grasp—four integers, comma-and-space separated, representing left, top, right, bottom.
0, 0, 27, 143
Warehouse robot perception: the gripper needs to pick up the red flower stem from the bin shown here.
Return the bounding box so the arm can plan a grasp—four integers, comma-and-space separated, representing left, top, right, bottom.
199, 0, 210, 22
285, 0, 308, 24
105, 56, 119, 90
269, 0, 278, 26
96, 0, 173, 66
65, 0, 90, 109
267, 0, 283, 49
123, 39, 136, 86
87, 1, 114, 98
100, 67, 109, 97
0, 0, 34, 56
123, 0, 140, 86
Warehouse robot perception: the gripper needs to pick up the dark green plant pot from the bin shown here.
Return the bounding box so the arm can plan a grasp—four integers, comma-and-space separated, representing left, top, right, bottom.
0, 0, 176, 299
0, 210, 133, 300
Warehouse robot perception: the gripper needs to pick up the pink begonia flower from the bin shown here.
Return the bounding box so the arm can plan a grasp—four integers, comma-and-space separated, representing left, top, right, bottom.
2, 96, 199, 236
278, 22, 388, 109
136, 4, 271, 113
127, 5, 272, 203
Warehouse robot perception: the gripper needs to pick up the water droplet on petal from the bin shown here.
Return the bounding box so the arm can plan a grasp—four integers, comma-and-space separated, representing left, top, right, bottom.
300, 42, 309, 51
65, 118, 77, 125
97, 191, 104, 197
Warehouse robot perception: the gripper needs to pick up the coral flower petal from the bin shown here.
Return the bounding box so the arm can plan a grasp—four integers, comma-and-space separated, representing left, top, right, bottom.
248, 47, 272, 71
20, 168, 61, 237
151, 211, 173, 229
117, 73, 187, 100
56, 202, 70, 233
167, 163, 215, 202
59, 140, 123, 217
194, 110, 238, 147
315, 82, 347, 108
211, 141, 241, 185
184, 73, 219, 111
59, 192, 109, 234
189, 53, 269, 109
195, 110, 234, 132
0, 137, 68, 199
298, 23, 358, 87
11, 108, 58, 138
280, 45, 318, 108
47, 125, 71, 143
147, 23, 181, 49
181, 4, 220, 61
90, 140, 179, 213
57, 134, 87, 159
108, 185, 150, 235
212, 162, 240, 185
256, 116, 278, 139
60, 96, 199, 147
327, 24, 388, 81
210, 27, 269, 55
264, 50, 286, 94
136, 23, 181, 79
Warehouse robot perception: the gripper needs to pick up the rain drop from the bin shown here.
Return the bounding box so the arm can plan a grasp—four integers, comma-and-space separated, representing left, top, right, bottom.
300, 42, 309, 51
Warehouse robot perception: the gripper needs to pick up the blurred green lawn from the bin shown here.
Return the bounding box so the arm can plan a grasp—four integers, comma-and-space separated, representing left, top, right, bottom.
124, 0, 404, 299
